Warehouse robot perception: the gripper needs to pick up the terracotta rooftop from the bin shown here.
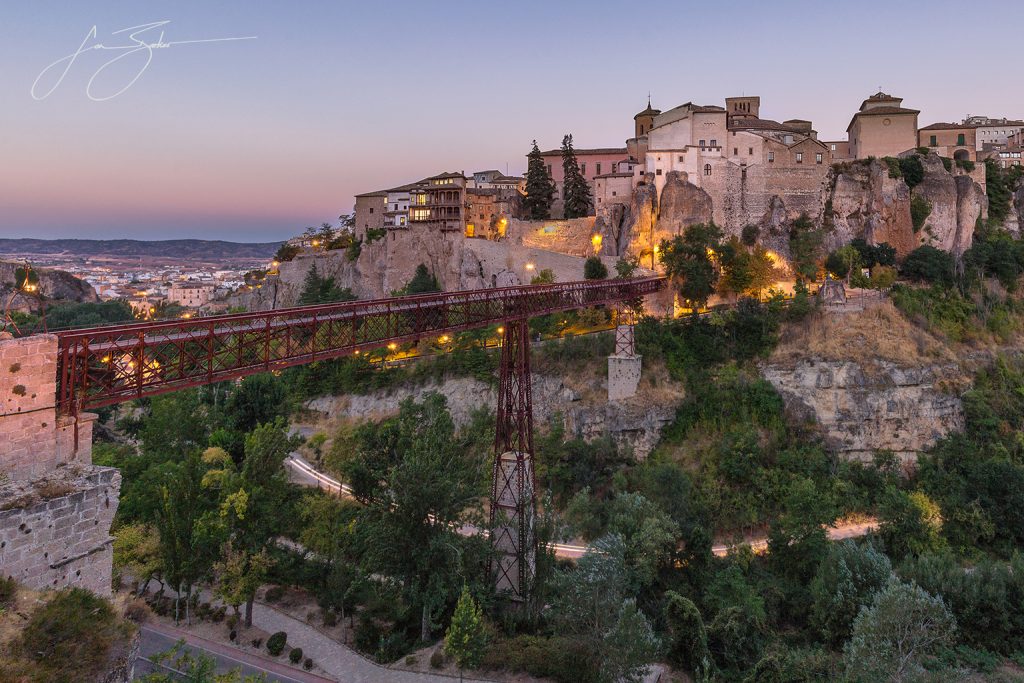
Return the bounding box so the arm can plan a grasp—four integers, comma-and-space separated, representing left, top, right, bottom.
540, 147, 626, 156
728, 117, 815, 133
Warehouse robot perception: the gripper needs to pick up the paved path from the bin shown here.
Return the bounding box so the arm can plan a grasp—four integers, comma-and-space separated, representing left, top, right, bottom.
248, 600, 493, 683
139, 621, 332, 683
286, 454, 878, 560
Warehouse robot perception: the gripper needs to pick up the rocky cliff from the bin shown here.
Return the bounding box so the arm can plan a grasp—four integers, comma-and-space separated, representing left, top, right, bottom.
304, 367, 681, 460
0, 261, 98, 313
823, 153, 986, 257
762, 359, 964, 462
763, 301, 966, 463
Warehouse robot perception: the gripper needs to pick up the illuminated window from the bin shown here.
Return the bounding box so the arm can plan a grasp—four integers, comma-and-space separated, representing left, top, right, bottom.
465, 223, 475, 238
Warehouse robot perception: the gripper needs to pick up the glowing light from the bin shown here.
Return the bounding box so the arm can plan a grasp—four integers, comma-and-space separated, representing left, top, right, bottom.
387, 343, 397, 351
525, 262, 535, 271
497, 326, 505, 334
653, 245, 661, 254
438, 335, 450, 344
311, 240, 320, 247
354, 350, 360, 355
591, 233, 603, 251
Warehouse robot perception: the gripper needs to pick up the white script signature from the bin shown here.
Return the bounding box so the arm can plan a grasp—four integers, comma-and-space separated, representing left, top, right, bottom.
32, 21, 257, 101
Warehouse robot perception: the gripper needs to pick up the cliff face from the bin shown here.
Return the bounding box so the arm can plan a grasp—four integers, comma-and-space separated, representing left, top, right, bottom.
823, 154, 986, 257
762, 360, 964, 462
305, 369, 681, 460
0, 261, 98, 312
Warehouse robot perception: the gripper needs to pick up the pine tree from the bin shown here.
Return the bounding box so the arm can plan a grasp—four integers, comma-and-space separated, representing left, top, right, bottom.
445, 585, 488, 680
561, 134, 593, 219
405, 263, 440, 294
298, 263, 324, 305
524, 140, 555, 220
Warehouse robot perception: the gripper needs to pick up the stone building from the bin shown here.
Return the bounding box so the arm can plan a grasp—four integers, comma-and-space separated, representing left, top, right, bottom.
594, 172, 634, 208
465, 187, 517, 238
167, 281, 215, 308
538, 146, 636, 216
639, 95, 832, 230
845, 91, 919, 159
626, 99, 661, 165
965, 115, 1024, 151
353, 189, 387, 240
409, 172, 468, 234
919, 122, 979, 162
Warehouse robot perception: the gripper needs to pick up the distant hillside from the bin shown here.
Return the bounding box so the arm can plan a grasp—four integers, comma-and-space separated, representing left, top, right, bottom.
0, 239, 283, 259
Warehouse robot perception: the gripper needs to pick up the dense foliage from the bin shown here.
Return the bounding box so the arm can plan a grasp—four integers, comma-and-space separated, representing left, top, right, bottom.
561, 134, 593, 219
524, 140, 555, 220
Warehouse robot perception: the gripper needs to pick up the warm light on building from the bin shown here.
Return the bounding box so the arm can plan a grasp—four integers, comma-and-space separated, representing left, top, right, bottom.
525, 262, 535, 271
387, 342, 397, 351
497, 326, 504, 334
591, 233, 603, 252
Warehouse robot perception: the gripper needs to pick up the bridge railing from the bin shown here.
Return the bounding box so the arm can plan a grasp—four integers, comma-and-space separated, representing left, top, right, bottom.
56, 277, 665, 413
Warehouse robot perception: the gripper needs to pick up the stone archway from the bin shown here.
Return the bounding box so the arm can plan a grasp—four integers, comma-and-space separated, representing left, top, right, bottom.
953, 149, 971, 162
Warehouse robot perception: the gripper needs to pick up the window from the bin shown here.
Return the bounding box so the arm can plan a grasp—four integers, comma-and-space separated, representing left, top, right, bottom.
796, 152, 803, 163
596, 163, 602, 175
656, 169, 662, 175
547, 164, 552, 175
784, 135, 793, 145
930, 135, 937, 147
611, 191, 617, 196
957, 133, 965, 146
830, 143, 837, 151
816, 153, 823, 164
699, 139, 705, 148
710, 139, 717, 148
704, 164, 712, 176
369, 208, 374, 214
678, 155, 684, 162
580, 163, 586, 175
768, 151, 774, 163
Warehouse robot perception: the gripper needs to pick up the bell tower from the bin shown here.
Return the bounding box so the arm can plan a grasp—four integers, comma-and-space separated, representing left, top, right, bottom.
634, 97, 661, 138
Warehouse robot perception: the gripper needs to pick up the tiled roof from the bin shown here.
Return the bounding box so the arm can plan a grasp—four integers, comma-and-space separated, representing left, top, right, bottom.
728, 118, 813, 133
920, 122, 980, 131
594, 172, 634, 178
866, 91, 899, 102
855, 106, 920, 116
539, 147, 627, 156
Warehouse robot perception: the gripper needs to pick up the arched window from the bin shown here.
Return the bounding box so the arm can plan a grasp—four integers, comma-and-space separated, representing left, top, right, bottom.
704, 164, 712, 176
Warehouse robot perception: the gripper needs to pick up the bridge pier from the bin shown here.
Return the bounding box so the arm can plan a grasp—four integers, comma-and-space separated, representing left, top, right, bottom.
0, 333, 117, 595
608, 321, 642, 401
489, 319, 536, 601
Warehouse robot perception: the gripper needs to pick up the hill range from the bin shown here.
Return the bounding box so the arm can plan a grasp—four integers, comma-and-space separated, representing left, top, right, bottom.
0, 239, 283, 259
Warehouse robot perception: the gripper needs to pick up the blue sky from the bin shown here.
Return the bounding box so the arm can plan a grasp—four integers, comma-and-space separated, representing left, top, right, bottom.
0, 1, 1019, 241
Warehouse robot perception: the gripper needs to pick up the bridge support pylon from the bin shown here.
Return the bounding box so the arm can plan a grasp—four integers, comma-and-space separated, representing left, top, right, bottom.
489, 319, 536, 601
608, 312, 641, 401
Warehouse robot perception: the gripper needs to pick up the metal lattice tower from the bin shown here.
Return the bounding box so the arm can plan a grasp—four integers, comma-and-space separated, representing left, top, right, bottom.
489, 319, 536, 601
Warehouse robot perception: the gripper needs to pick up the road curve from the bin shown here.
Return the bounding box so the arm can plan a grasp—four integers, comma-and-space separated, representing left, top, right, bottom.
284, 454, 876, 560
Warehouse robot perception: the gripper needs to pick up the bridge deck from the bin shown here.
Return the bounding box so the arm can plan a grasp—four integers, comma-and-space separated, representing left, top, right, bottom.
56, 277, 665, 413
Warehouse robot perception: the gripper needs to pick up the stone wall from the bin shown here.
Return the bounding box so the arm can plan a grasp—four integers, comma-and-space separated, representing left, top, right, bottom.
0, 464, 121, 596
1, 334, 97, 481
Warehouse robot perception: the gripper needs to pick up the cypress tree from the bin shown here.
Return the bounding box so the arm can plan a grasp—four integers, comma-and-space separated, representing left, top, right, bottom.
524, 140, 555, 220
561, 133, 593, 219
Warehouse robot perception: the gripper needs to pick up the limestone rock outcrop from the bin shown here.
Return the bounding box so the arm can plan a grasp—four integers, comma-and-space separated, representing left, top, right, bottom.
911, 154, 984, 256
624, 175, 659, 262
0, 261, 99, 313
656, 171, 714, 236
762, 360, 963, 462
824, 159, 916, 257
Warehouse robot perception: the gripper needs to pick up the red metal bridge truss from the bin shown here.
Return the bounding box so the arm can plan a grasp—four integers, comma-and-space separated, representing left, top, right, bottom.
56, 275, 666, 599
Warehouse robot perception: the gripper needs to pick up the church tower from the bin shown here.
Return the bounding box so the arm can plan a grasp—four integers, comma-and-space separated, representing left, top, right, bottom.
634, 97, 661, 138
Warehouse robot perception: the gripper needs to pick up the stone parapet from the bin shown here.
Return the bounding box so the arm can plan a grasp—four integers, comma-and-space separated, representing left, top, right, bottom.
0, 464, 120, 595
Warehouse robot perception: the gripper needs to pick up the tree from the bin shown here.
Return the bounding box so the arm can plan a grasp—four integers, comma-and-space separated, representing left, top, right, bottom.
298, 492, 360, 621
113, 522, 163, 595
583, 256, 608, 280
140, 642, 267, 682
659, 222, 724, 309
810, 540, 893, 645
768, 476, 835, 584
878, 488, 946, 560
224, 374, 289, 438
561, 134, 593, 219
663, 591, 712, 682
445, 585, 488, 680
356, 393, 485, 642
404, 263, 441, 295
214, 542, 273, 622
900, 245, 954, 286
524, 140, 555, 220
788, 213, 823, 283
825, 245, 861, 282
719, 238, 775, 297
599, 600, 660, 683
843, 579, 956, 683
297, 262, 355, 304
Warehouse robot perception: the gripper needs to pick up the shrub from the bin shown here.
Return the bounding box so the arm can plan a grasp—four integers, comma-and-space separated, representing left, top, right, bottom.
267, 631, 288, 656
274, 243, 299, 263
810, 540, 893, 644
251, 638, 263, 649
910, 194, 932, 232
289, 647, 303, 664
13, 588, 133, 683
430, 649, 446, 668
900, 245, 954, 286
227, 613, 239, 630
323, 610, 338, 627
884, 156, 902, 179
663, 591, 712, 680
304, 657, 313, 671
229, 630, 237, 641
0, 575, 17, 607
583, 256, 608, 280
941, 156, 953, 172
956, 158, 976, 172
899, 155, 925, 188
741, 224, 759, 246
265, 585, 285, 603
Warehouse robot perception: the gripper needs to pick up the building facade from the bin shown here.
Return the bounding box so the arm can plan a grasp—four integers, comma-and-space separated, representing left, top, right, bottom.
353, 190, 387, 239
846, 91, 919, 159
918, 123, 979, 162
409, 172, 468, 233
965, 116, 1024, 151
167, 282, 215, 308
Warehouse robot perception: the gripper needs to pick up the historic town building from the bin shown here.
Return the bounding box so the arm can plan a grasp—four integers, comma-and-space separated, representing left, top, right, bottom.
842, 91, 919, 160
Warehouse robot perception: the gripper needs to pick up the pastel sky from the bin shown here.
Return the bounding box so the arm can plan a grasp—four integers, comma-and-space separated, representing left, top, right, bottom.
1, 1, 1020, 242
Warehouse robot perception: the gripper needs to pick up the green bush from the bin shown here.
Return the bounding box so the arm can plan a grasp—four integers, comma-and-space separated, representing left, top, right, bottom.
956, 158, 976, 172
274, 243, 299, 262
430, 649, 445, 668
583, 256, 608, 280
900, 245, 953, 286
0, 575, 16, 607
910, 194, 932, 232
289, 647, 303, 664
265, 585, 285, 602
267, 631, 288, 657
810, 540, 893, 644
884, 157, 902, 179
899, 155, 925, 188
304, 657, 314, 670
481, 635, 596, 683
